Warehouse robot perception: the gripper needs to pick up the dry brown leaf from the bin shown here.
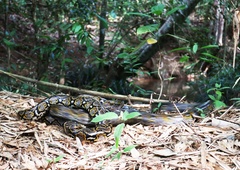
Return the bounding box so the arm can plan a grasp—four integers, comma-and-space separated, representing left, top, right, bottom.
153, 148, 176, 157
0, 91, 239, 169
130, 147, 140, 158
212, 118, 240, 129
201, 141, 207, 169
210, 152, 232, 170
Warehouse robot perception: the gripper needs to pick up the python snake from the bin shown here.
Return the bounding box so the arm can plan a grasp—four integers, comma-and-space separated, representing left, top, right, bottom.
18, 95, 212, 142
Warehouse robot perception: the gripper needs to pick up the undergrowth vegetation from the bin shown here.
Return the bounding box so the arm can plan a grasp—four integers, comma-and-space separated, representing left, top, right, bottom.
0, 0, 239, 105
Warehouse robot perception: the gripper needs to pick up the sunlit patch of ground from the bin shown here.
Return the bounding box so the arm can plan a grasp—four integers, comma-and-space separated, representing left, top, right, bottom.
0, 91, 239, 169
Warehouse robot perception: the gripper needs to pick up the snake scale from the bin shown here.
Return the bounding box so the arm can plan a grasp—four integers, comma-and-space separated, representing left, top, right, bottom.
18, 95, 212, 142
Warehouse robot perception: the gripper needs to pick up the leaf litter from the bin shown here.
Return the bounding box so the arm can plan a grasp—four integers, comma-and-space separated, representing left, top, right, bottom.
0, 90, 239, 169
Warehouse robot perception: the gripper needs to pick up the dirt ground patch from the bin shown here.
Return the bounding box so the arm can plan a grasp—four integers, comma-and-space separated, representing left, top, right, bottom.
0, 91, 239, 169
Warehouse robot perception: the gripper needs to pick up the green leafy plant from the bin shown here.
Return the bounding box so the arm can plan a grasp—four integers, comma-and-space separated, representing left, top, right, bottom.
207, 83, 229, 109
189, 64, 240, 104
92, 110, 140, 160
47, 155, 65, 164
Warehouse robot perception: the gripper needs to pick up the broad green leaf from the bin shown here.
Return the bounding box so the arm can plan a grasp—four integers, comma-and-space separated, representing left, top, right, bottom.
215, 83, 221, 88
74, 25, 81, 33
147, 38, 157, 44
215, 91, 222, 100
3, 38, 16, 47
125, 112, 141, 120
95, 13, 108, 29
123, 145, 137, 152
179, 55, 190, 63
91, 112, 118, 123
192, 43, 198, 54
151, 4, 165, 15
208, 94, 216, 101
214, 100, 226, 109
72, 23, 82, 33
114, 123, 125, 148
137, 24, 159, 35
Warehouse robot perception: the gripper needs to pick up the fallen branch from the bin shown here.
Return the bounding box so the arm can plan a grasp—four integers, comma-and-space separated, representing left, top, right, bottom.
0, 69, 169, 103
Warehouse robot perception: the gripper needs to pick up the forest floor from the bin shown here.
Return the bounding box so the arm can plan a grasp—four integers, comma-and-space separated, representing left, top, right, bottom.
0, 90, 239, 170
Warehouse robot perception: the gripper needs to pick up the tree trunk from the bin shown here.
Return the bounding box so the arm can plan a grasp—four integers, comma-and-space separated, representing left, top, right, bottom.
133, 0, 202, 65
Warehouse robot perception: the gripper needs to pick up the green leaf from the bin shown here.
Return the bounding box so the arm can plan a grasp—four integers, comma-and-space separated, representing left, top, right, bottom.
166, 5, 187, 16
3, 38, 16, 47
113, 152, 122, 160
200, 45, 219, 49
137, 24, 159, 35
199, 57, 213, 62
219, 87, 230, 90
214, 100, 226, 109
124, 112, 141, 121
91, 112, 118, 123
151, 4, 165, 15
95, 13, 108, 29
47, 155, 65, 163
123, 145, 137, 152
106, 145, 117, 158
74, 25, 81, 33
60, 23, 71, 31
114, 123, 125, 148
179, 55, 190, 63
207, 87, 215, 93
208, 94, 216, 101
215, 91, 222, 100
152, 107, 158, 113
215, 83, 221, 88
53, 155, 64, 163
201, 53, 220, 60
192, 43, 198, 54
72, 23, 82, 33
170, 47, 190, 52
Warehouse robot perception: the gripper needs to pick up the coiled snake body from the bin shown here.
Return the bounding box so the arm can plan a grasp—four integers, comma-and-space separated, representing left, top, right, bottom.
18, 95, 212, 142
